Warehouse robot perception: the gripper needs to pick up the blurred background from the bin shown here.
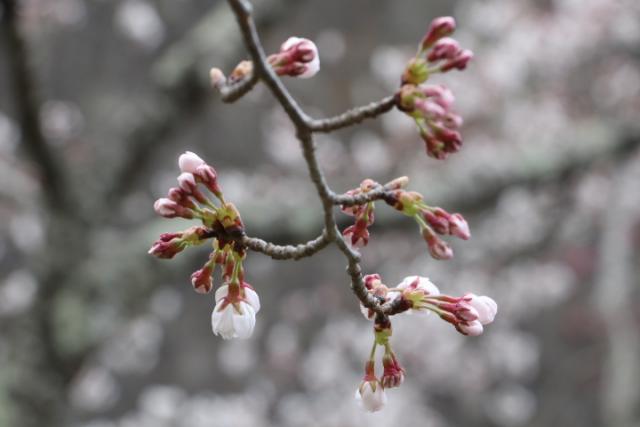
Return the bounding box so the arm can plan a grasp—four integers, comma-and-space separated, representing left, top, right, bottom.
1, 0, 640, 426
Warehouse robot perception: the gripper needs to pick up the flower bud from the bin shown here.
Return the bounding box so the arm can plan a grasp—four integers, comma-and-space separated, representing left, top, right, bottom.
177, 172, 208, 204
209, 68, 226, 88
384, 176, 410, 190
421, 16, 456, 50
229, 60, 253, 83
422, 227, 453, 260
194, 164, 222, 196
381, 353, 405, 389
441, 49, 473, 72
178, 151, 205, 174
191, 264, 214, 294
463, 293, 497, 324
427, 37, 461, 62
270, 37, 320, 78
355, 362, 387, 413
153, 198, 194, 219
449, 213, 471, 240
456, 320, 484, 336
148, 237, 184, 259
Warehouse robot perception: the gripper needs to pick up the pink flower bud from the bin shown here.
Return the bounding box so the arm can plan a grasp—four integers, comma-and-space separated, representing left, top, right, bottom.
441, 49, 473, 72
209, 68, 226, 88
421, 16, 456, 50
415, 98, 446, 120
463, 293, 497, 324
422, 228, 453, 260
343, 224, 369, 250
422, 84, 455, 109
381, 354, 405, 389
427, 37, 461, 62
423, 210, 450, 235
194, 164, 222, 196
449, 213, 471, 240
178, 151, 205, 174
148, 239, 184, 259
457, 319, 484, 336
271, 37, 320, 78
153, 198, 194, 219
191, 265, 213, 294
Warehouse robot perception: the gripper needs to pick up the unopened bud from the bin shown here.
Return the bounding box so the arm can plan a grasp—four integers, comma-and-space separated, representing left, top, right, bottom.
229, 60, 253, 83
191, 264, 214, 294
421, 16, 456, 50
422, 227, 453, 260
384, 176, 409, 190
209, 68, 226, 88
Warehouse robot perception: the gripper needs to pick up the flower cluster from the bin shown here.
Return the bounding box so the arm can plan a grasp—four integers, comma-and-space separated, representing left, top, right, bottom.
149, 151, 260, 340
385, 188, 469, 260
355, 275, 497, 411
210, 37, 320, 87
340, 179, 379, 250
396, 17, 472, 160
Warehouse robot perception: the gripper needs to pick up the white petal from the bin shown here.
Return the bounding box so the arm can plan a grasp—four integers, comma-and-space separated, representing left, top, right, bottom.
358, 382, 387, 412
281, 36, 303, 51
178, 151, 205, 173
243, 287, 261, 313
214, 285, 229, 303
211, 304, 235, 339
298, 56, 320, 78
460, 320, 483, 336
232, 303, 256, 339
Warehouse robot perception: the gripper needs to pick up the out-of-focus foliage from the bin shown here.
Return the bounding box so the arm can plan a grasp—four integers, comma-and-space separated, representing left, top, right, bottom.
0, 0, 639, 426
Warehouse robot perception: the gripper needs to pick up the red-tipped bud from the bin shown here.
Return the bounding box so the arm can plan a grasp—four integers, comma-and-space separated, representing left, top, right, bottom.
422, 227, 453, 260
148, 238, 184, 259
177, 172, 208, 204
427, 37, 461, 62
449, 213, 471, 240
191, 264, 214, 294
381, 353, 405, 389
421, 16, 456, 50
194, 164, 222, 196
441, 49, 473, 71
153, 198, 194, 219
269, 37, 320, 78
423, 210, 450, 235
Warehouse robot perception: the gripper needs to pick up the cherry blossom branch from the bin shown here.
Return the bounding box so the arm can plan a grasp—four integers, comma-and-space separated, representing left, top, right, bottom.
240, 232, 330, 260
219, 72, 260, 102
308, 95, 396, 133
226, 0, 396, 314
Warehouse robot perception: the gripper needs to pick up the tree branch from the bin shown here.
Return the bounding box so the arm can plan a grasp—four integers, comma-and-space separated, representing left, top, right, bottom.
1, 0, 73, 213
226, 0, 399, 316
308, 96, 396, 133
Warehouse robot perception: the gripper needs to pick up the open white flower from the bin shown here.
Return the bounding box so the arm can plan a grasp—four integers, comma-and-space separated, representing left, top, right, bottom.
355, 379, 387, 412
211, 302, 256, 339
211, 284, 261, 339
397, 275, 440, 315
